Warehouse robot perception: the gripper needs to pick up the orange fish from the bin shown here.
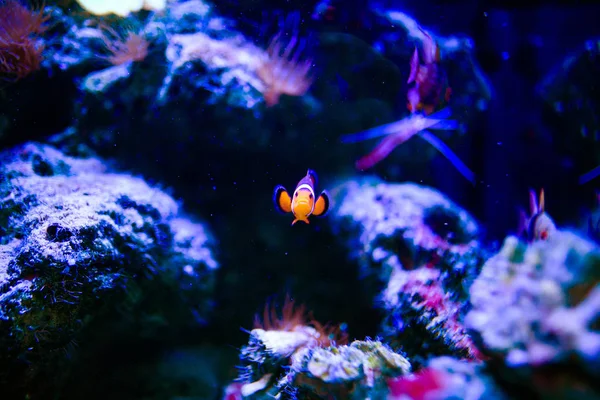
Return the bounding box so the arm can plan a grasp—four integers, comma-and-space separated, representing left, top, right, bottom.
273, 169, 330, 225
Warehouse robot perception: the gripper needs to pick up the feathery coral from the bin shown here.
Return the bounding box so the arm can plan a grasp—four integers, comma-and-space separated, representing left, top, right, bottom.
0, 0, 48, 80
256, 31, 313, 107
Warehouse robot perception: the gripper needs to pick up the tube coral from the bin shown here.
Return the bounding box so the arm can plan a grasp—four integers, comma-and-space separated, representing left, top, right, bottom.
0, 0, 48, 80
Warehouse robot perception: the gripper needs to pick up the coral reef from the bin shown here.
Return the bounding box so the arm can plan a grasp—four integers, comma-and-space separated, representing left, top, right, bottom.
0, 142, 218, 395
235, 296, 409, 399
466, 232, 600, 398
239, 336, 410, 400
330, 177, 486, 363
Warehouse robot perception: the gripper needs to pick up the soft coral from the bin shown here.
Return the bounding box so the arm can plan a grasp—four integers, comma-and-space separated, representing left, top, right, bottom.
0, 0, 48, 80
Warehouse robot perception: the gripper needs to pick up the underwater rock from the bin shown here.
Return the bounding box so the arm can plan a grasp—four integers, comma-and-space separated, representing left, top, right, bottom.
330, 177, 486, 363
0, 142, 218, 395
73, 0, 268, 154
238, 335, 410, 400
465, 232, 600, 398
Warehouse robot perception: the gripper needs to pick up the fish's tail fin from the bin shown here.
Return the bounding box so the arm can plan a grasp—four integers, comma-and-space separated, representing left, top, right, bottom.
291, 218, 309, 226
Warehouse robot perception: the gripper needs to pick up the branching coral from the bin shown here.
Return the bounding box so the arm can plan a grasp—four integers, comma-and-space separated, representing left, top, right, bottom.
0, 0, 48, 80
256, 32, 313, 107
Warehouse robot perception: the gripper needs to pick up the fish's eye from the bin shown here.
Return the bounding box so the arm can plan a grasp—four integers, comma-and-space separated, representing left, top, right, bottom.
294, 192, 298, 197
309, 193, 313, 199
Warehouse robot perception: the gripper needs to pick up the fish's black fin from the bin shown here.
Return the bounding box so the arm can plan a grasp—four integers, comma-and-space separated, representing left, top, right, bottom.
312, 190, 330, 217
306, 169, 318, 188
274, 185, 292, 214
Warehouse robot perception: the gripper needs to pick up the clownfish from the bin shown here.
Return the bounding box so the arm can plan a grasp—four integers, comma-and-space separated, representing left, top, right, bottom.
273, 169, 330, 225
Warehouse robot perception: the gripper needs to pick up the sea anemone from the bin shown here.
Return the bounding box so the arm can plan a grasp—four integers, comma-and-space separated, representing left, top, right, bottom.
0, 0, 48, 80
97, 23, 149, 66
256, 31, 313, 107
254, 295, 348, 347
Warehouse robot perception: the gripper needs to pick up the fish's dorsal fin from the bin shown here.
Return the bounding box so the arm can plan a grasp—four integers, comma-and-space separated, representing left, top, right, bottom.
407, 48, 419, 83
529, 189, 539, 215
306, 169, 318, 188
418, 25, 438, 64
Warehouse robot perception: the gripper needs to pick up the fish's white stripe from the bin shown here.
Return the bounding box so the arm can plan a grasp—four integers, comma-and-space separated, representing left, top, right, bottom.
294, 183, 315, 214
296, 183, 314, 196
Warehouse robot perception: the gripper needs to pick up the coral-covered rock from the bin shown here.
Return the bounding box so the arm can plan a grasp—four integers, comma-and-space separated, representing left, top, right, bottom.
330, 177, 486, 363
0, 142, 218, 395
236, 295, 409, 399
465, 232, 600, 398
239, 337, 410, 400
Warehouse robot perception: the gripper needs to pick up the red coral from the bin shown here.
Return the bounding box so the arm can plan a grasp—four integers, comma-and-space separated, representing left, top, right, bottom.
0, 0, 48, 80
